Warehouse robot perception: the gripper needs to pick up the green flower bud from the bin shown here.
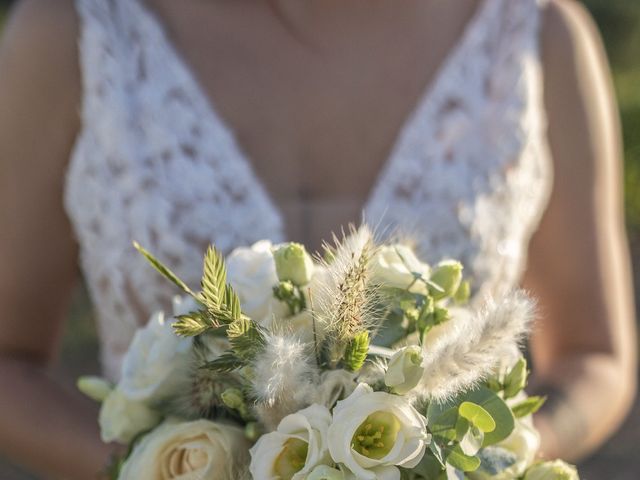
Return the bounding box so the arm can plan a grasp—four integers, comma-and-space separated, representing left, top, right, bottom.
524, 460, 579, 480
221, 388, 245, 410
244, 421, 264, 441
503, 357, 528, 399
384, 345, 424, 394
77, 376, 113, 402
273, 242, 315, 286
429, 260, 463, 300
307, 465, 346, 480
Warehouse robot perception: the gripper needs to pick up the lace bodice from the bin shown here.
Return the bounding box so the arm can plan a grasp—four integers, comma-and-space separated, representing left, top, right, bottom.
66, 0, 552, 380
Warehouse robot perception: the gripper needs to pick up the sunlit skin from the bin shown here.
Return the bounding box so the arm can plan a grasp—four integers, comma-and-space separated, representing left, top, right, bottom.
0, 0, 635, 478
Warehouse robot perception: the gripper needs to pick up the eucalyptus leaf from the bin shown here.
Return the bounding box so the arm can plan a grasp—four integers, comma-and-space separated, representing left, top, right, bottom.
459, 402, 496, 433
445, 445, 481, 472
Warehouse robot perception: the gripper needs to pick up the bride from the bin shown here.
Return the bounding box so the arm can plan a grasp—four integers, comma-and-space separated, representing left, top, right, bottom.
0, 0, 636, 478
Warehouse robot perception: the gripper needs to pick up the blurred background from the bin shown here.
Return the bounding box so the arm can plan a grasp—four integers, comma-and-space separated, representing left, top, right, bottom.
0, 0, 638, 478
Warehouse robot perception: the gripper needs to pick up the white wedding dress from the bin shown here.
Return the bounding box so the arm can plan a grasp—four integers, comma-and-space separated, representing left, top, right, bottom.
66, 0, 552, 381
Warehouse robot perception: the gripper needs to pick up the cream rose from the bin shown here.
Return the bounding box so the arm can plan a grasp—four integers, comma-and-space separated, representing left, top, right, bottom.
119, 310, 192, 403
119, 419, 250, 480
226, 240, 288, 325
99, 388, 160, 444
524, 460, 579, 480
249, 404, 332, 480
371, 245, 431, 295
328, 383, 429, 480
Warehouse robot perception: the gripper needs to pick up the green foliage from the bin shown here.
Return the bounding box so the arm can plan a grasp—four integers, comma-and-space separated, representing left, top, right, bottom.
133, 242, 197, 298
503, 357, 528, 399
273, 280, 306, 315
582, 0, 640, 233
512, 396, 547, 419
201, 352, 246, 373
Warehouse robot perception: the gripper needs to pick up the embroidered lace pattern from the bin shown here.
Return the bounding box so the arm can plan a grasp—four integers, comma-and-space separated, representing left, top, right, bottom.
66, 0, 551, 380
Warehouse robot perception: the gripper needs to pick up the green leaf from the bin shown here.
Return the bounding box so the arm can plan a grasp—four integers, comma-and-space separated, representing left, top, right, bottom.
201, 352, 246, 373
459, 402, 496, 433
200, 246, 227, 309
410, 449, 446, 478
133, 242, 197, 297
511, 396, 547, 419
503, 357, 528, 399
459, 387, 515, 447
444, 445, 481, 472
343, 330, 370, 372
427, 405, 459, 442
431, 387, 515, 447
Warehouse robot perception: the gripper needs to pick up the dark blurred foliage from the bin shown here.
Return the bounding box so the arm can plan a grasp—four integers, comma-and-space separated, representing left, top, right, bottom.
582, 0, 640, 232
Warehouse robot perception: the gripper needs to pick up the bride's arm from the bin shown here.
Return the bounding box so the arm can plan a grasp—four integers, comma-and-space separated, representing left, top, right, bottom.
523, 0, 637, 461
0, 1, 115, 478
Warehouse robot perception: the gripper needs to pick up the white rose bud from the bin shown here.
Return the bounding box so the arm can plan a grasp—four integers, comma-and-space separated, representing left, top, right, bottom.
119, 419, 250, 479
524, 460, 579, 480
429, 260, 463, 300
328, 383, 429, 480
273, 242, 315, 286
384, 346, 424, 395
250, 404, 332, 480
99, 388, 160, 444
77, 376, 112, 402
371, 245, 431, 295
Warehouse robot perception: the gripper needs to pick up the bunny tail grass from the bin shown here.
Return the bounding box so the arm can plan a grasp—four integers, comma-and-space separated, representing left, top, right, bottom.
419, 290, 535, 401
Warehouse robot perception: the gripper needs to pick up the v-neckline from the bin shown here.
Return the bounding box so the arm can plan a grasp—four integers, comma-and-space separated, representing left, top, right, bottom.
130, 0, 493, 237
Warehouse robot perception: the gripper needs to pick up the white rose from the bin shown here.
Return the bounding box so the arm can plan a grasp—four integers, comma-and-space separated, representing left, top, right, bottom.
99, 388, 160, 444
119, 311, 192, 403
250, 404, 332, 480
384, 346, 424, 395
470, 416, 541, 480
371, 245, 431, 295
328, 383, 429, 480
119, 419, 250, 479
226, 240, 288, 325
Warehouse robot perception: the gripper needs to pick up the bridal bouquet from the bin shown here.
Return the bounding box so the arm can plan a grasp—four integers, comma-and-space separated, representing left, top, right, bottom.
79, 226, 579, 480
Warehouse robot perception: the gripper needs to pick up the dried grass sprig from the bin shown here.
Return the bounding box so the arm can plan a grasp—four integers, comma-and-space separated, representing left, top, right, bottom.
419, 290, 535, 401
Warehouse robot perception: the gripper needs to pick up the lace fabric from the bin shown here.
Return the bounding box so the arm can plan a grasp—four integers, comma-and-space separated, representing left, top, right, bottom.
66, 0, 552, 380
